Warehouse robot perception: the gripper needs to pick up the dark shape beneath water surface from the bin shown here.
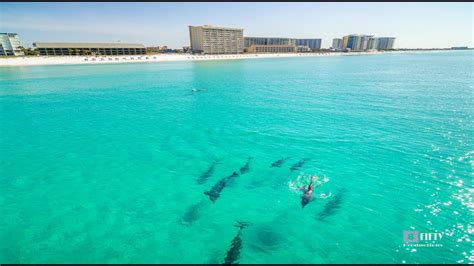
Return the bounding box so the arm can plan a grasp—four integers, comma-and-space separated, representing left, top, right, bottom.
270, 157, 290, 168
204, 157, 252, 202
204, 172, 239, 202
239, 157, 253, 175
290, 158, 310, 171
182, 201, 207, 225
223, 221, 250, 264
316, 188, 347, 221
197, 160, 218, 185
256, 227, 282, 248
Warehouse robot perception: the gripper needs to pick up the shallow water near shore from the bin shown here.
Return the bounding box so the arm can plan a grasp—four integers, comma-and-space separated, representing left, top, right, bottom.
0, 51, 473, 263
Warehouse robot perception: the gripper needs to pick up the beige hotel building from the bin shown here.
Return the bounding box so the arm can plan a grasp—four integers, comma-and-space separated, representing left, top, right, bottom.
188, 25, 244, 54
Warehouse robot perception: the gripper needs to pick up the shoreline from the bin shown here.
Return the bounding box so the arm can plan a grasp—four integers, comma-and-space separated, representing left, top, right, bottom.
0, 50, 455, 67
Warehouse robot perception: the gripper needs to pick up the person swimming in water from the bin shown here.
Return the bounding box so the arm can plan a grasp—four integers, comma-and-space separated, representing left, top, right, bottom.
299, 176, 317, 208
192, 87, 206, 93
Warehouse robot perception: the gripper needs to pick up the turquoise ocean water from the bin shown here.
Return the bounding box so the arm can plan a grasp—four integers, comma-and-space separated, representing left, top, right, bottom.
0, 51, 473, 263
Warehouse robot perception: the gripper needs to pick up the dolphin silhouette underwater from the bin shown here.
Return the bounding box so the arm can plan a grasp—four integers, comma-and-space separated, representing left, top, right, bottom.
316, 188, 346, 221
197, 160, 218, 185
239, 157, 253, 174
204, 158, 253, 202
270, 157, 290, 168
223, 221, 251, 264
204, 171, 238, 202
290, 158, 310, 171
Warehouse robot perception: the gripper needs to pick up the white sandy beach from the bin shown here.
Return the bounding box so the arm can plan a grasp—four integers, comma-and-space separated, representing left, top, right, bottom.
0, 50, 429, 67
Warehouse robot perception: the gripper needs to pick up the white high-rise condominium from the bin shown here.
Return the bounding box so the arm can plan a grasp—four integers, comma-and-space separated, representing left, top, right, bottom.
359, 35, 373, 51
332, 38, 343, 50
341, 34, 395, 51
367, 37, 379, 50
0, 33, 24, 56
377, 37, 396, 50
188, 25, 244, 54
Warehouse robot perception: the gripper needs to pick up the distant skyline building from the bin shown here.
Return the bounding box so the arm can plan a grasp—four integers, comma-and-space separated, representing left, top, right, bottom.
0, 33, 24, 56
295, 39, 321, 50
377, 37, 396, 50
360, 35, 373, 51
244, 37, 320, 53
33, 42, 146, 56
367, 37, 379, 50
332, 38, 343, 50
244, 37, 296, 53
342, 36, 349, 49
188, 25, 244, 54
341, 34, 396, 51
244, 37, 296, 47
346, 34, 361, 51
341, 34, 368, 51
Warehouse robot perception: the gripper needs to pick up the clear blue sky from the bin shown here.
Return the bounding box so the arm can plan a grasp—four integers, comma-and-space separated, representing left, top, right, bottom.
0, 2, 472, 49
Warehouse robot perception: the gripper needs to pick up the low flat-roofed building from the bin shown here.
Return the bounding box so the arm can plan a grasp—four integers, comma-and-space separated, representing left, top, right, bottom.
33, 42, 146, 56
296, 45, 311, 52
246, 45, 296, 53
244, 37, 299, 53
